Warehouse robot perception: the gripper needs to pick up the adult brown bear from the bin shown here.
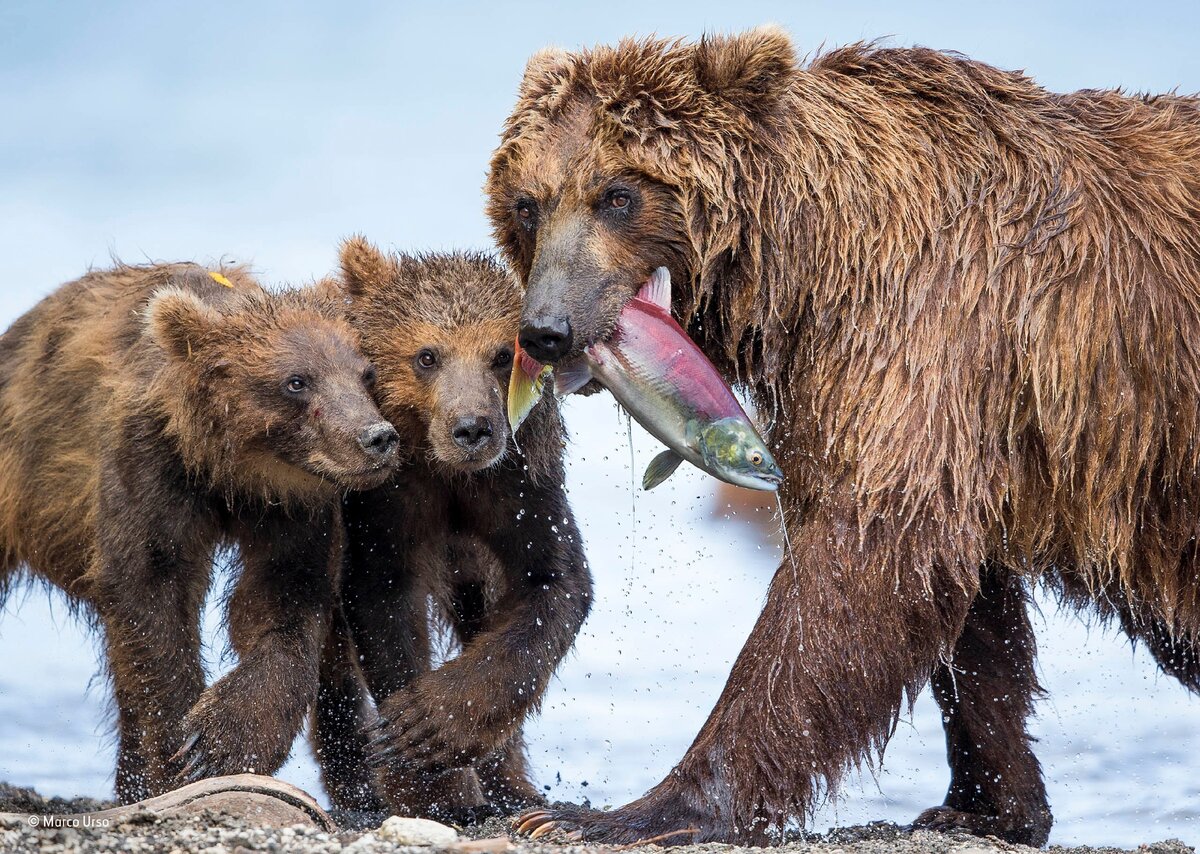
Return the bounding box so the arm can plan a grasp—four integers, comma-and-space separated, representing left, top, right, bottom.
486, 26, 1200, 847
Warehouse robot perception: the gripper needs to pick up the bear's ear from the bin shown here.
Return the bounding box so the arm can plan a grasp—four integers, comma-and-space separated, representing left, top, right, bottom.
339, 235, 395, 298
520, 45, 573, 95
693, 25, 796, 111
145, 286, 221, 361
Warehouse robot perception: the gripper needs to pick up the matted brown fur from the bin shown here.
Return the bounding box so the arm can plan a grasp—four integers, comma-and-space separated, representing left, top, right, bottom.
487, 27, 1200, 846
310, 240, 592, 822
0, 262, 398, 802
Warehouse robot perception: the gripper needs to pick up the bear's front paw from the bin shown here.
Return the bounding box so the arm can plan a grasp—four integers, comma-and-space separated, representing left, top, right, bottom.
366, 681, 512, 776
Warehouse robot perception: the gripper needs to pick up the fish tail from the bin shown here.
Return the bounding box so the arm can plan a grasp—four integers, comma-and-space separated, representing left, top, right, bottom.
507, 338, 551, 432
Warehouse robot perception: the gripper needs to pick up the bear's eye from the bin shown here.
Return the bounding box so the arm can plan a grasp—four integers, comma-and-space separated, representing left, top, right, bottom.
514, 198, 537, 228
415, 349, 438, 370
362, 366, 377, 388
492, 348, 513, 369
285, 376, 308, 394
607, 189, 631, 209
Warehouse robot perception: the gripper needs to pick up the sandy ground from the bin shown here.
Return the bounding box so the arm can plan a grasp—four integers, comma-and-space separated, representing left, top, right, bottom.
0, 786, 1191, 854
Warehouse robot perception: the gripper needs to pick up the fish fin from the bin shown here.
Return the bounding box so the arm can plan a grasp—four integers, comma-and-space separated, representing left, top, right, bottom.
508, 339, 550, 433
642, 449, 683, 490
553, 358, 592, 396
635, 267, 671, 311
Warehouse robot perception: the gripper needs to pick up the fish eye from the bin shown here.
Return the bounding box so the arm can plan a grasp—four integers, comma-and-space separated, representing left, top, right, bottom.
749, 450, 764, 467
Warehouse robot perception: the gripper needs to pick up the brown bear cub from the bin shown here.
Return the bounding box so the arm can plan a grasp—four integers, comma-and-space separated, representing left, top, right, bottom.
0, 262, 400, 803
310, 238, 592, 823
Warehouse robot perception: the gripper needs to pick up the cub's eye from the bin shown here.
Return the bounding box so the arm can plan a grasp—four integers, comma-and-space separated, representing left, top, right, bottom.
415, 349, 438, 370
748, 450, 764, 467
285, 376, 308, 394
493, 348, 513, 369
362, 366, 377, 388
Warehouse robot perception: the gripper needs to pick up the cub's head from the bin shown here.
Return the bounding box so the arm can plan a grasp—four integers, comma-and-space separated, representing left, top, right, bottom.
337, 238, 521, 474
146, 272, 400, 496
485, 27, 797, 365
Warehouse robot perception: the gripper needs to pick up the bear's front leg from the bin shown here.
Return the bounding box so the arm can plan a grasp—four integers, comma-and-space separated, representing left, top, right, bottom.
516, 492, 982, 844
172, 504, 336, 783
368, 473, 591, 782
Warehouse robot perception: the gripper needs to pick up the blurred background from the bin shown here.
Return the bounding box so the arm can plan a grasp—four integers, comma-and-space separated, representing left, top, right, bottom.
1, 0, 1197, 846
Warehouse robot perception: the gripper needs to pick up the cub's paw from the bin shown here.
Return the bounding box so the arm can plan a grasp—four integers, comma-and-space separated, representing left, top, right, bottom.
170, 692, 294, 784
912, 805, 1051, 846
367, 682, 510, 775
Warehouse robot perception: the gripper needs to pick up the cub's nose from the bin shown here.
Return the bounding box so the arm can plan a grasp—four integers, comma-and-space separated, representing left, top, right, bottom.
452, 415, 494, 451
359, 422, 400, 459
518, 315, 572, 364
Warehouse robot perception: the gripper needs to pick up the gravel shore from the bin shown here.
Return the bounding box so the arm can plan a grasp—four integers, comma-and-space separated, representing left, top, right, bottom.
0, 785, 1191, 854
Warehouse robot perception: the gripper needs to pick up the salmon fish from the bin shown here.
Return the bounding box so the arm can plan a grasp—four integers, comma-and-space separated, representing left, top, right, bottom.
508, 268, 783, 492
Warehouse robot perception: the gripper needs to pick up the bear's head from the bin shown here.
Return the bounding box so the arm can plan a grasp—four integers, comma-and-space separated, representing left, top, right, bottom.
485, 26, 797, 367
337, 238, 523, 474
145, 275, 401, 497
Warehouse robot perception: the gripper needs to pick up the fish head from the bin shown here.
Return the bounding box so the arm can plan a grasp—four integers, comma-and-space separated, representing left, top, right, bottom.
695, 417, 783, 492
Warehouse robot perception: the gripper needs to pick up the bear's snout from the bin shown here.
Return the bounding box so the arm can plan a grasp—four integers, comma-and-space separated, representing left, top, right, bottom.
358, 422, 400, 461
452, 415, 494, 452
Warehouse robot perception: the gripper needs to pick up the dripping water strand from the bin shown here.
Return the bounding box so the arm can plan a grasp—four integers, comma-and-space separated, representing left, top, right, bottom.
775, 491, 797, 581
627, 409, 636, 574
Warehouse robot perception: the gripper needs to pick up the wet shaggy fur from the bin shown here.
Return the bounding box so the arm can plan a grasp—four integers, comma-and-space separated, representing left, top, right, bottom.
0, 263, 397, 803
486, 27, 1200, 846
310, 240, 592, 821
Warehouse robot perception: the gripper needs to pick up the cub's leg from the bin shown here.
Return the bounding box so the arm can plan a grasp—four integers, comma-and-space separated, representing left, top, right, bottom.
312, 604, 386, 813
444, 566, 544, 813
914, 565, 1052, 846
172, 503, 337, 783
369, 472, 591, 780
343, 486, 491, 824
90, 447, 213, 801
474, 733, 544, 814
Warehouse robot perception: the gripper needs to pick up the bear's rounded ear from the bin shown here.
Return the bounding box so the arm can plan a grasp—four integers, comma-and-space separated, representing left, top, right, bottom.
339, 235, 394, 299
145, 286, 221, 361
519, 45, 573, 100
693, 25, 796, 111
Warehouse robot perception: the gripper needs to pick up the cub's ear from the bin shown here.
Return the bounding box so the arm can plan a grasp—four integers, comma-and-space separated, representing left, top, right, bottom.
693, 25, 796, 110
145, 286, 221, 360
339, 235, 395, 298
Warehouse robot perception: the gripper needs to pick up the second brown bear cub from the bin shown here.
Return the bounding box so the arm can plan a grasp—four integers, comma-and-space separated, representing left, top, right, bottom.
313, 239, 592, 821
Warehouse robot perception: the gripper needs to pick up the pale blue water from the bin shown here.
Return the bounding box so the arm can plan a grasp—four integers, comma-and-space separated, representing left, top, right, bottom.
1, 2, 1198, 847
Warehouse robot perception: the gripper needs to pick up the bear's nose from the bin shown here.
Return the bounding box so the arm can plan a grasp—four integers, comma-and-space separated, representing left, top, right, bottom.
518, 315, 572, 364
359, 422, 400, 459
452, 415, 494, 451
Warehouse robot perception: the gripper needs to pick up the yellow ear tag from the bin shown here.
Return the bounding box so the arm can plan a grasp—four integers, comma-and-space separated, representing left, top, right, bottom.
208, 272, 234, 288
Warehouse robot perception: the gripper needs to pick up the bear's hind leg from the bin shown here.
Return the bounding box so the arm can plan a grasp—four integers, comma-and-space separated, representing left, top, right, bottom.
311, 605, 386, 814
913, 565, 1052, 846
1116, 605, 1200, 694
475, 731, 545, 815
